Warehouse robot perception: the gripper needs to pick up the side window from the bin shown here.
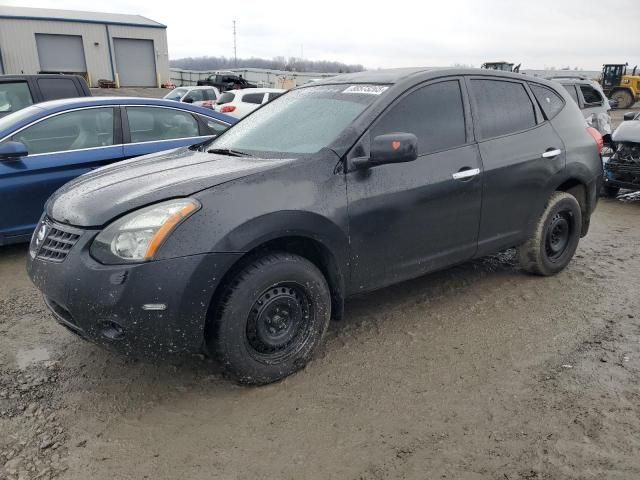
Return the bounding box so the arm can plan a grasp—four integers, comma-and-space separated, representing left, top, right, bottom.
217, 92, 235, 105
470, 79, 536, 139
203, 89, 217, 101
126, 107, 199, 143
12, 108, 114, 155
529, 84, 564, 119
37, 78, 80, 101
185, 89, 204, 102
0, 82, 34, 114
267, 92, 282, 102
562, 84, 580, 106
242, 93, 265, 105
580, 85, 603, 106
372, 80, 466, 155
200, 116, 229, 135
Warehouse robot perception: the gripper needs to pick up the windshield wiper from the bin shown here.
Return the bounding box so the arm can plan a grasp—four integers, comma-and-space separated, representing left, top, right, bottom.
207, 148, 252, 157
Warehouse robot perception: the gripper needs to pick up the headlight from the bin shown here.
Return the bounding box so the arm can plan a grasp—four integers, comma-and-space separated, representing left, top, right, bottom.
91, 199, 200, 264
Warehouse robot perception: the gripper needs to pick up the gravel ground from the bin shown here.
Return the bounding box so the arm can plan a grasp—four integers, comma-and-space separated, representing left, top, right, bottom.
1, 195, 639, 480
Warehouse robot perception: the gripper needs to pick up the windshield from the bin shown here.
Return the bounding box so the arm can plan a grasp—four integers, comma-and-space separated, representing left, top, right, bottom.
164, 88, 189, 101
210, 84, 385, 155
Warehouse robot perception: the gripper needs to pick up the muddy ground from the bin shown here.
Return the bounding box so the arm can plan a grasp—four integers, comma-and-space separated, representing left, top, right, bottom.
0, 195, 638, 480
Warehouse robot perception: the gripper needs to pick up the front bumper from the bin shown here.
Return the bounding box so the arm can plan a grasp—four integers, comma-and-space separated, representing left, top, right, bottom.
26, 222, 241, 356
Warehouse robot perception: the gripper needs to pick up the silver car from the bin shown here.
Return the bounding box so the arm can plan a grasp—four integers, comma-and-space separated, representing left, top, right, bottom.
163, 86, 220, 110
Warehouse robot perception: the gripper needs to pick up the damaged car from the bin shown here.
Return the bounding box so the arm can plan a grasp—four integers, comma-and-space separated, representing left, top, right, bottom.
602, 111, 640, 197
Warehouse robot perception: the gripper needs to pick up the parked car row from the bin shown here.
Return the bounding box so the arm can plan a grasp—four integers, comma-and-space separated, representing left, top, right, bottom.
0, 97, 234, 245
18, 68, 604, 385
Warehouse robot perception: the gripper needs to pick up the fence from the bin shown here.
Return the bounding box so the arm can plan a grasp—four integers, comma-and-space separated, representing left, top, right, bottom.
169, 67, 336, 89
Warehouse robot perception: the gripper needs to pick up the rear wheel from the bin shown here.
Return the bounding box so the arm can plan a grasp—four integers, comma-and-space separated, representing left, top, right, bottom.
209, 252, 331, 385
611, 89, 634, 109
518, 192, 582, 276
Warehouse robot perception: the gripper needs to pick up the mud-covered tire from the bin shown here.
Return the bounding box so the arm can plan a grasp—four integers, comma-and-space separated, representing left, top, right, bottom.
611, 89, 634, 109
518, 192, 582, 276
209, 252, 331, 385
601, 185, 620, 198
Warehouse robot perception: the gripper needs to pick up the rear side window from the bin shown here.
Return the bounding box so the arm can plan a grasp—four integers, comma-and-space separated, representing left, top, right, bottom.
529, 84, 564, 119
580, 85, 603, 106
267, 92, 282, 101
372, 80, 466, 155
12, 108, 114, 155
470, 80, 536, 139
185, 89, 204, 102
0, 82, 34, 115
217, 92, 235, 105
37, 78, 80, 101
562, 84, 580, 105
126, 107, 199, 143
242, 93, 265, 105
203, 89, 217, 101
200, 116, 229, 135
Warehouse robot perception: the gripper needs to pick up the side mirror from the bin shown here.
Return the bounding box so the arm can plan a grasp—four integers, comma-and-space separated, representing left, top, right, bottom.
0, 141, 28, 161
623, 112, 637, 121
183, 97, 194, 103
370, 133, 418, 165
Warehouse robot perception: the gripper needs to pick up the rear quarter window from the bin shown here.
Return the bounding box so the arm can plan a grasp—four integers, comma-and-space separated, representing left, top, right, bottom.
0, 81, 34, 115
242, 93, 265, 105
217, 92, 235, 105
580, 85, 604, 106
470, 79, 537, 139
529, 84, 565, 119
37, 78, 81, 101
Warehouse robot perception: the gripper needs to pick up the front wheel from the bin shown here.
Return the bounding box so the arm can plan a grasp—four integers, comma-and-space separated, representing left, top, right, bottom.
518, 192, 582, 276
208, 252, 331, 385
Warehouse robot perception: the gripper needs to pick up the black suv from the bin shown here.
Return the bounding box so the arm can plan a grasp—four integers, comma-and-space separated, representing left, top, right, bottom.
27, 68, 603, 384
196, 71, 256, 91
0, 74, 90, 117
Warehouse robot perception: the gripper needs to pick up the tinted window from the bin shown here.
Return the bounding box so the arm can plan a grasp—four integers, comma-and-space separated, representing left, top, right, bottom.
127, 107, 199, 143
470, 80, 536, 139
267, 92, 283, 101
562, 84, 580, 105
242, 93, 265, 105
530, 84, 564, 119
580, 85, 603, 105
13, 108, 114, 155
185, 89, 204, 102
217, 92, 235, 105
372, 80, 466, 155
37, 78, 80, 101
0, 82, 34, 115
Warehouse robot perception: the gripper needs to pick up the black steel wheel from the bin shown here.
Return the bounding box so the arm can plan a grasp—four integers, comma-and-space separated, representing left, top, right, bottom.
518, 192, 582, 276
208, 252, 331, 385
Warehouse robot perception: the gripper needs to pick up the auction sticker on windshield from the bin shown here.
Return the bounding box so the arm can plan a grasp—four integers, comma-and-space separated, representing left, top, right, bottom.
342, 85, 389, 95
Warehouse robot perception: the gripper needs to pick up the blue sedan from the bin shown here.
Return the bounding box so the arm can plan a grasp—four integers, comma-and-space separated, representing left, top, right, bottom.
0, 97, 235, 245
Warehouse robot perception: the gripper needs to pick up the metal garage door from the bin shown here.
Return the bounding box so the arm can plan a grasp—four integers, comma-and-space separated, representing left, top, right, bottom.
36, 34, 87, 73
113, 38, 157, 87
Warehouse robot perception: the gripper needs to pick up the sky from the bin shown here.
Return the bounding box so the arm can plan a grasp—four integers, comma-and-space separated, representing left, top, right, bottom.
5, 0, 640, 70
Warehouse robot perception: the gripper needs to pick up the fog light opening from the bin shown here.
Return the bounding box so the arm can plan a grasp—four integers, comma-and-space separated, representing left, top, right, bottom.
100, 321, 125, 341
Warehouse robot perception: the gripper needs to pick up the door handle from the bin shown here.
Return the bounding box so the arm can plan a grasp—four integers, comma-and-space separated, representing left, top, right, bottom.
452, 167, 480, 180
542, 148, 562, 159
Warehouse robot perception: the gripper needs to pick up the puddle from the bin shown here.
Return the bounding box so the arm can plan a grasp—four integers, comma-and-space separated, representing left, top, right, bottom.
16, 347, 50, 369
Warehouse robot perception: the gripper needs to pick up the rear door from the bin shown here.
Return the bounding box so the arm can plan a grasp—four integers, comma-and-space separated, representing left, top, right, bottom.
467, 77, 565, 256
122, 106, 214, 158
347, 78, 483, 291
0, 107, 123, 238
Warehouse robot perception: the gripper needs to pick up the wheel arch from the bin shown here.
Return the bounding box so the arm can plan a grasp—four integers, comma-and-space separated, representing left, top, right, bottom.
553, 177, 592, 237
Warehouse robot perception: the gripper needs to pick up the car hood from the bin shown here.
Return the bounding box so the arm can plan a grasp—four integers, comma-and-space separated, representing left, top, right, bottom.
612, 120, 640, 144
47, 147, 295, 227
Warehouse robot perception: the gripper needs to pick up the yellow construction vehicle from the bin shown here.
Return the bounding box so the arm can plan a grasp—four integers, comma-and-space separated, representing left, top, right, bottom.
601, 63, 640, 109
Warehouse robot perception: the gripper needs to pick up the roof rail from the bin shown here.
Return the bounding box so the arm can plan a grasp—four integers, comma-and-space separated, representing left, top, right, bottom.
545, 75, 589, 81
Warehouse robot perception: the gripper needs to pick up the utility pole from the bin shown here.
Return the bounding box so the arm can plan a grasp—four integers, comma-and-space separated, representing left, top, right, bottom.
233, 20, 237, 68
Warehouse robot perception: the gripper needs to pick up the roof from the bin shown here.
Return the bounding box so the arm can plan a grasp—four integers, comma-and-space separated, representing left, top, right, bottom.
0, 5, 165, 28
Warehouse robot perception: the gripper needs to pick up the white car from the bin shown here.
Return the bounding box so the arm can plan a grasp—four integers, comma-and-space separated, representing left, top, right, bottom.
214, 88, 285, 118
163, 86, 220, 110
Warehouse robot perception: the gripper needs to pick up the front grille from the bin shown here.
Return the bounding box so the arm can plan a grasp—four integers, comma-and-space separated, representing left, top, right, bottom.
36, 221, 81, 262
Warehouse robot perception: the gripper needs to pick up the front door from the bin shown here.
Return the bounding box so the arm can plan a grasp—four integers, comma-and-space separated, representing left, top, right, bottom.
0, 107, 122, 241
346, 78, 483, 292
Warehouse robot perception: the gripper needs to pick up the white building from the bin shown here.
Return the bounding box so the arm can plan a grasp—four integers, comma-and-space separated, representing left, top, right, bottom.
0, 5, 169, 87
